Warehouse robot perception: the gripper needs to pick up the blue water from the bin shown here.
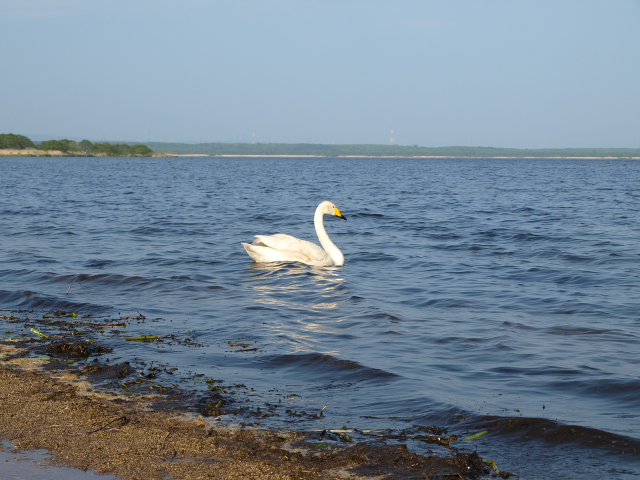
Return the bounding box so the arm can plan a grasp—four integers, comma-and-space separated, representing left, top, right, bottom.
1, 156, 639, 478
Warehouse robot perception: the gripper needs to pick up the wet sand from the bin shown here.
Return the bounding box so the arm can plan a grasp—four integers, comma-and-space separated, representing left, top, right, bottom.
0, 348, 497, 480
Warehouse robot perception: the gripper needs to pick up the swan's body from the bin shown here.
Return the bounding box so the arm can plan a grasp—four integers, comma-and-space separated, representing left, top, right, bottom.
242, 201, 347, 266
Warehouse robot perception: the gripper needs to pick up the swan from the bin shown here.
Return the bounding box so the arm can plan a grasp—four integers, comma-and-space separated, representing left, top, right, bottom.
242, 200, 347, 266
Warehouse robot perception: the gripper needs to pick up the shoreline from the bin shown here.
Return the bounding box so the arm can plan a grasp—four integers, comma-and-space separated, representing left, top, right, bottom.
0, 332, 504, 480
0, 148, 66, 156
0, 149, 148, 158
0, 341, 496, 480
2, 149, 639, 160
206, 154, 640, 159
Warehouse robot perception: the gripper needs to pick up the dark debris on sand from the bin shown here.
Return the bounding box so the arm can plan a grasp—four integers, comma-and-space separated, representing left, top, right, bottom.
0, 364, 499, 480
0, 311, 514, 479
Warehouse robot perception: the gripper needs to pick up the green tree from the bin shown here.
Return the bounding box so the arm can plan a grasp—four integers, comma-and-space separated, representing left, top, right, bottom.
0, 133, 36, 149
39, 139, 80, 152
39, 139, 67, 151
128, 144, 153, 156
79, 139, 95, 153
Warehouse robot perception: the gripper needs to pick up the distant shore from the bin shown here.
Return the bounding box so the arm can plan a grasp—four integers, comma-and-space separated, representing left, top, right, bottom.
145, 141, 640, 159
0, 148, 640, 160
206, 154, 640, 160
3, 149, 639, 160
0, 148, 66, 156
3, 133, 640, 159
0, 149, 150, 157
135, 151, 640, 160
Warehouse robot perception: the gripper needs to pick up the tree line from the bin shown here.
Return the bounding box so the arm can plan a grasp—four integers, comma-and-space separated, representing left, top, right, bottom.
0, 133, 37, 149
4, 133, 639, 158
0, 133, 153, 157
145, 141, 640, 158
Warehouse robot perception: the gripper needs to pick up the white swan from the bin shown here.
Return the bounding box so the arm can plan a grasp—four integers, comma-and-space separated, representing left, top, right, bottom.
242, 200, 347, 266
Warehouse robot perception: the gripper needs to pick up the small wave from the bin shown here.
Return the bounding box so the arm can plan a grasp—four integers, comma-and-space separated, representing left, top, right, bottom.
477, 229, 505, 238
512, 207, 537, 213
352, 252, 399, 263
511, 232, 548, 241
549, 378, 640, 408
247, 213, 274, 221
31, 272, 172, 292
139, 257, 222, 267
0, 289, 105, 313
552, 274, 594, 285
36, 258, 60, 264
561, 254, 593, 262
84, 259, 116, 268
468, 244, 488, 251
489, 365, 584, 376
461, 414, 640, 453
66, 273, 158, 286
351, 212, 384, 218
361, 312, 404, 322
431, 243, 474, 252
502, 320, 535, 331
544, 326, 621, 336
259, 352, 399, 382
1, 208, 43, 216
0, 289, 29, 304
419, 298, 484, 309
426, 232, 463, 240
131, 226, 165, 235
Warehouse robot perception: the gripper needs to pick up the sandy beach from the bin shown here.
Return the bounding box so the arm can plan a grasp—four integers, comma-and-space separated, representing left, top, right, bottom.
0, 341, 499, 480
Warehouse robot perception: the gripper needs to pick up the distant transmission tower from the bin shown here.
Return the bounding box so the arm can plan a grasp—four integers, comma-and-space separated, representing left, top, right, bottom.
390, 127, 395, 146
252, 132, 256, 144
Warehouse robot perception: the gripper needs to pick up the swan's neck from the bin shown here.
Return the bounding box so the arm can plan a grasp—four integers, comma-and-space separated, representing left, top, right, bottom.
314, 208, 344, 266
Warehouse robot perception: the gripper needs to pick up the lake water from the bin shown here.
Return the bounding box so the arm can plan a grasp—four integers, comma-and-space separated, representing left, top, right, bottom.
1, 156, 639, 478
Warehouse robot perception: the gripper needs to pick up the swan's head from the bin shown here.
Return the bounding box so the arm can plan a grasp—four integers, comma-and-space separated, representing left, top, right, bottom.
318, 200, 347, 220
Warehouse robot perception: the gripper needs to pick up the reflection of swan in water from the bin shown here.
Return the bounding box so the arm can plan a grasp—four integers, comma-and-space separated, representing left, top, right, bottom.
242, 201, 347, 267
246, 262, 346, 310
244, 263, 349, 353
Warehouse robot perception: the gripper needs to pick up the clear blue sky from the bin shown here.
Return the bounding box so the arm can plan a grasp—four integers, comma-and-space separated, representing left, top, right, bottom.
2, 0, 639, 148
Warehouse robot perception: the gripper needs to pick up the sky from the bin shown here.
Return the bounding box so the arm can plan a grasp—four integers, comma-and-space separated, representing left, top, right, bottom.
1, 0, 639, 148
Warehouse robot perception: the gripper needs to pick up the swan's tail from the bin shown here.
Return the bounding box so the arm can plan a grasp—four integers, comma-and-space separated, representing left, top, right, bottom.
242, 242, 288, 263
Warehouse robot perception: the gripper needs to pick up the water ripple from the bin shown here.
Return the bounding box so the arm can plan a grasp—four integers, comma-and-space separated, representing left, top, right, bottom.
2, 156, 640, 476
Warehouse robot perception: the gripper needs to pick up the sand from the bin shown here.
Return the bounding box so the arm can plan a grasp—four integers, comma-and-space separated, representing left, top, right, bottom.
0, 341, 497, 480
0, 148, 65, 156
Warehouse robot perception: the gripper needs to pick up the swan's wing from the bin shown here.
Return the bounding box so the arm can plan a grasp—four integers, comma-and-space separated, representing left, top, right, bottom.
253, 234, 315, 252
250, 234, 333, 266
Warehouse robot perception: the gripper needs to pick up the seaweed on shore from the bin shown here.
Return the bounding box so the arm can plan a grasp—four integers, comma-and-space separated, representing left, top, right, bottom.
1, 309, 514, 479
0, 364, 502, 480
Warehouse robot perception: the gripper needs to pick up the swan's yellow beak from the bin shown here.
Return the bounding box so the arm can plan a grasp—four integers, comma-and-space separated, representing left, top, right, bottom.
334, 207, 347, 220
